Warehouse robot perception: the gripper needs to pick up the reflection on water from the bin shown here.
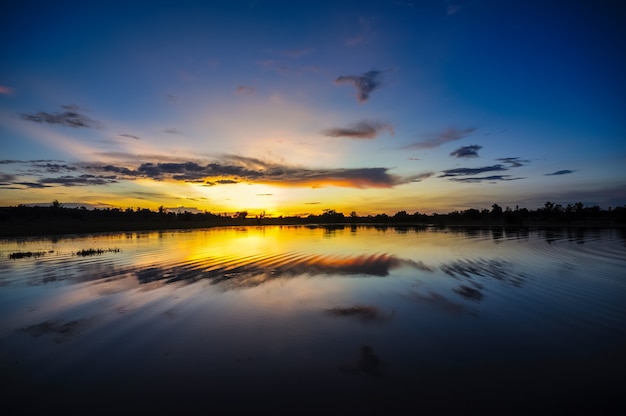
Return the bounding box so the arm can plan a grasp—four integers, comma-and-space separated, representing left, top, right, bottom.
325, 305, 394, 323
339, 345, 383, 378
1, 226, 625, 413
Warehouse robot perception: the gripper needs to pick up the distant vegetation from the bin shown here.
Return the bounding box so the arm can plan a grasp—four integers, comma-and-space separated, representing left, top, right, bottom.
8, 251, 52, 259
0, 201, 624, 236
75, 248, 120, 256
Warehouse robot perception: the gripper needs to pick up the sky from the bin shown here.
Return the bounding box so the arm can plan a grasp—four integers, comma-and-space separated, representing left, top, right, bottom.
1, 0, 625, 216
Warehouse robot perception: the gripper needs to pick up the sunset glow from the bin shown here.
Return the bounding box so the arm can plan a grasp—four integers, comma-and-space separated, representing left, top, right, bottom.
1, 1, 624, 215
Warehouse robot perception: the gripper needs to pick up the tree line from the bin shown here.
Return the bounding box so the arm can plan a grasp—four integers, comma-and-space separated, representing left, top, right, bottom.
1, 201, 624, 228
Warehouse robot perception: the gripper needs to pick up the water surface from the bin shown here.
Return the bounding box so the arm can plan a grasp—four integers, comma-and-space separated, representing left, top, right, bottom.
1, 226, 625, 413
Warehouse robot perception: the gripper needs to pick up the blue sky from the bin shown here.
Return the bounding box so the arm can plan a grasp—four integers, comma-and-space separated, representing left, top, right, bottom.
1, 0, 625, 215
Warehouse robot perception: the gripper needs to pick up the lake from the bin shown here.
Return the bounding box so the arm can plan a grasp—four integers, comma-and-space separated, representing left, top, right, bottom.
1, 226, 625, 414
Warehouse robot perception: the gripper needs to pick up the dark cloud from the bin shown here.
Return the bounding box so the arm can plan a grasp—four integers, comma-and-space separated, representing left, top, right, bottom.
5, 172, 116, 189
84, 155, 409, 189
20, 106, 101, 129
0, 173, 17, 183
406, 172, 435, 182
323, 120, 394, 139
31, 163, 77, 173
235, 85, 256, 95
450, 145, 482, 158
119, 134, 141, 140
545, 170, 575, 176
164, 128, 182, 135
1, 159, 63, 164
405, 127, 476, 149
14, 181, 47, 188
38, 174, 117, 187
496, 157, 530, 168
8, 154, 431, 191
440, 164, 507, 178
448, 175, 525, 183
60, 104, 81, 111
335, 70, 383, 103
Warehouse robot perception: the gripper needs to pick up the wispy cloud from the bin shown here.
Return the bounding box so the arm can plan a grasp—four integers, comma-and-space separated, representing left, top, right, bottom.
445, 0, 469, 16
439, 164, 507, 178
5, 155, 433, 191
236, 85, 256, 95
335, 70, 384, 103
0, 173, 17, 184
20, 105, 102, 129
164, 128, 182, 135
282, 48, 312, 57
406, 172, 435, 182
323, 120, 394, 139
257, 59, 320, 76
119, 134, 141, 140
405, 127, 476, 149
38, 175, 118, 187
0, 85, 14, 95
450, 145, 482, 158
545, 169, 575, 176
496, 157, 529, 168
31, 163, 77, 173
346, 16, 372, 46
88, 155, 418, 188
449, 175, 525, 183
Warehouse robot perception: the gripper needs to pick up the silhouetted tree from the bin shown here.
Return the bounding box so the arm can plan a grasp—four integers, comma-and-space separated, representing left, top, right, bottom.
491, 204, 503, 219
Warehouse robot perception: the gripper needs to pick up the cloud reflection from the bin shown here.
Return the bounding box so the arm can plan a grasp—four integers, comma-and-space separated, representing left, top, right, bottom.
132, 253, 434, 289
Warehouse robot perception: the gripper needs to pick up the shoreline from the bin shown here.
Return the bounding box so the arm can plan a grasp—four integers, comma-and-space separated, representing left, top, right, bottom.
1, 217, 624, 238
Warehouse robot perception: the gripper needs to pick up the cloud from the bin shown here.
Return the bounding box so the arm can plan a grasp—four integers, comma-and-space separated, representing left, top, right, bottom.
346, 16, 372, 46
496, 157, 530, 168
406, 172, 435, 182
20, 105, 102, 129
545, 170, 575, 176
450, 145, 482, 158
449, 175, 525, 183
84, 154, 413, 189
31, 163, 77, 173
323, 120, 394, 139
164, 128, 182, 135
7, 154, 432, 191
236, 85, 256, 95
119, 134, 141, 140
38, 175, 118, 187
257, 59, 320, 76
7, 174, 118, 189
282, 48, 312, 57
0, 173, 17, 183
335, 70, 383, 103
440, 164, 507, 178
405, 127, 476, 149
0, 85, 14, 95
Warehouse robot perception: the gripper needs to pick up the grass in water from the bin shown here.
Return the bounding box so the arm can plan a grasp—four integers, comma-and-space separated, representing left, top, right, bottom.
75, 248, 120, 256
9, 251, 52, 259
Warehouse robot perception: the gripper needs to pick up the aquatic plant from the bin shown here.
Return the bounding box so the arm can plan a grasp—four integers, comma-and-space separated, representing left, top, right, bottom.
75, 248, 120, 256
9, 251, 50, 259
